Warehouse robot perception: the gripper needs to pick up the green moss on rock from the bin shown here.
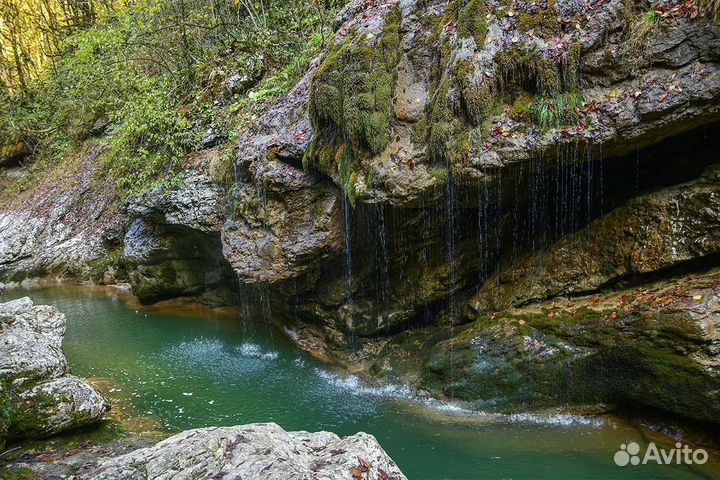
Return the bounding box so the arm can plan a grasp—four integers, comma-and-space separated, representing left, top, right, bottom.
457, 0, 488, 46
516, 0, 559, 36
309, 8, 402, 162
495, 46, 561, 96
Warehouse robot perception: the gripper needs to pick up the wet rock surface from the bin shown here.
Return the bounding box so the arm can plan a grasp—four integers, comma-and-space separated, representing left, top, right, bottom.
122, 170, 238, 305
219, 0, 720, 340
329, 268, 720, 423
0, 297, 109, 449
472, 164, 720, 310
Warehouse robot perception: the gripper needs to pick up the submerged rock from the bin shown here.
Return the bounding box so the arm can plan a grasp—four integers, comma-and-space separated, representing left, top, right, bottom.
0, 297, 109, 448
86, 423, 406, 480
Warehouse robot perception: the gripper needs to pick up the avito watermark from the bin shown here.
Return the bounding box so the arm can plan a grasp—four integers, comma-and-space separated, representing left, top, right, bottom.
614, 442, 708, 466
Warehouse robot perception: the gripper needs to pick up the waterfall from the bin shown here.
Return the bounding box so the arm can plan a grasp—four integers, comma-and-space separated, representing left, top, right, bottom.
340, 191, 354, 327
445, 166, 459, 321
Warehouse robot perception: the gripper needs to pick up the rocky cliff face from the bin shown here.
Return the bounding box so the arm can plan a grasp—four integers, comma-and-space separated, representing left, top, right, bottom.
122, 170, 239, 305
0, 297, 109, 449
0, 144, 124, 284
223, 0, 720, 340
1, 0, 720, 424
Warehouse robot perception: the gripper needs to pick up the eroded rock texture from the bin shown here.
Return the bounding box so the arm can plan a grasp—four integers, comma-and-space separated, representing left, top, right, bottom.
224, 0, 720, 342
123, 170, 238, 305
472, 164, 720, 310
86, 423, 406, 480
0, 144, 124, 284
0, 297, 109, 449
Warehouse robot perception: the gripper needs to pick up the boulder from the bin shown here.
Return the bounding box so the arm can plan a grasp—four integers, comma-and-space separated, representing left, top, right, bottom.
0, 297, 109, 448
87, 423, 407, 480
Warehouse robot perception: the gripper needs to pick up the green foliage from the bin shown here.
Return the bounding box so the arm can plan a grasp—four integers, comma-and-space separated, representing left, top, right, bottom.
698, 0, 720, 18
0, 467, 34, 480
528, 92, 584, 130
628, 9, 661, 49
495, 46, 561, 96
623, 9, 661, 65
105, 78, 190, 192
1, 0, 342, 197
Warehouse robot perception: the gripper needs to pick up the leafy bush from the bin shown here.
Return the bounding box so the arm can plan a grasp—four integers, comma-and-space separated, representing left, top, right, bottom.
105, 78, 190, 191
1, 0, 342, 195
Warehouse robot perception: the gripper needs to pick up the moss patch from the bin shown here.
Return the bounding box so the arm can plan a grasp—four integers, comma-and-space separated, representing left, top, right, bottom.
457, 0, 488, 46
308, 7, 402, 172
517, 0, 559, 36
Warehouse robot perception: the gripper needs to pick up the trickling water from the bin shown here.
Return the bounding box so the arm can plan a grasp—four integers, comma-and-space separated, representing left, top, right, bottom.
636, 146, 641, 194
376, 204, 390, 303
444, 168, 459, 316
586, 141, 594, 239
340, 192, 354, 326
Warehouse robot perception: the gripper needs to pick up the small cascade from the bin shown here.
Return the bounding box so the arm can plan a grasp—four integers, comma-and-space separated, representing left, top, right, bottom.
635, 146, 640, 194
444, 166, 460, 321
340, 191, 355, 327
376, 203, 390, 303
585, 142, 594, 240
236, 281, 273, 324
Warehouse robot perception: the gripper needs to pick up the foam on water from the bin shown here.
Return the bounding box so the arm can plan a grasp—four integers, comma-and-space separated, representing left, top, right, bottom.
314, 369, 413, 398
160, 338, 278, 375
315, 368, 604, 427
236, 342, 279, 360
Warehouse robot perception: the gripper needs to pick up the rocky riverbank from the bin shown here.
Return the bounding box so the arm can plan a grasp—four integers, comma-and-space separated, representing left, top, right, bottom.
0, 297, 109, 450
314, 266, 720, 422
3, 423, 406, 480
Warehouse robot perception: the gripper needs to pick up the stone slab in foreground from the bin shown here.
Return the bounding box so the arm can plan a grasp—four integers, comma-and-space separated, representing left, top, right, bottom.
87, 422, 407, 480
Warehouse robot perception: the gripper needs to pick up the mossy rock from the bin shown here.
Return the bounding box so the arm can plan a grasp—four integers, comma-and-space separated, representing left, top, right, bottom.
307, 7, 403, 187
457, 0, 488, 46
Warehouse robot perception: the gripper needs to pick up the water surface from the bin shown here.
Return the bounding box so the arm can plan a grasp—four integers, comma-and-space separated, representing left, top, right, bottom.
5, 286, 719, 479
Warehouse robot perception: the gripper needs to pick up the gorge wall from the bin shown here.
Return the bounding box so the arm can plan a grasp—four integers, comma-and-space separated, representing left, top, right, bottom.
1, 0, 720, 422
